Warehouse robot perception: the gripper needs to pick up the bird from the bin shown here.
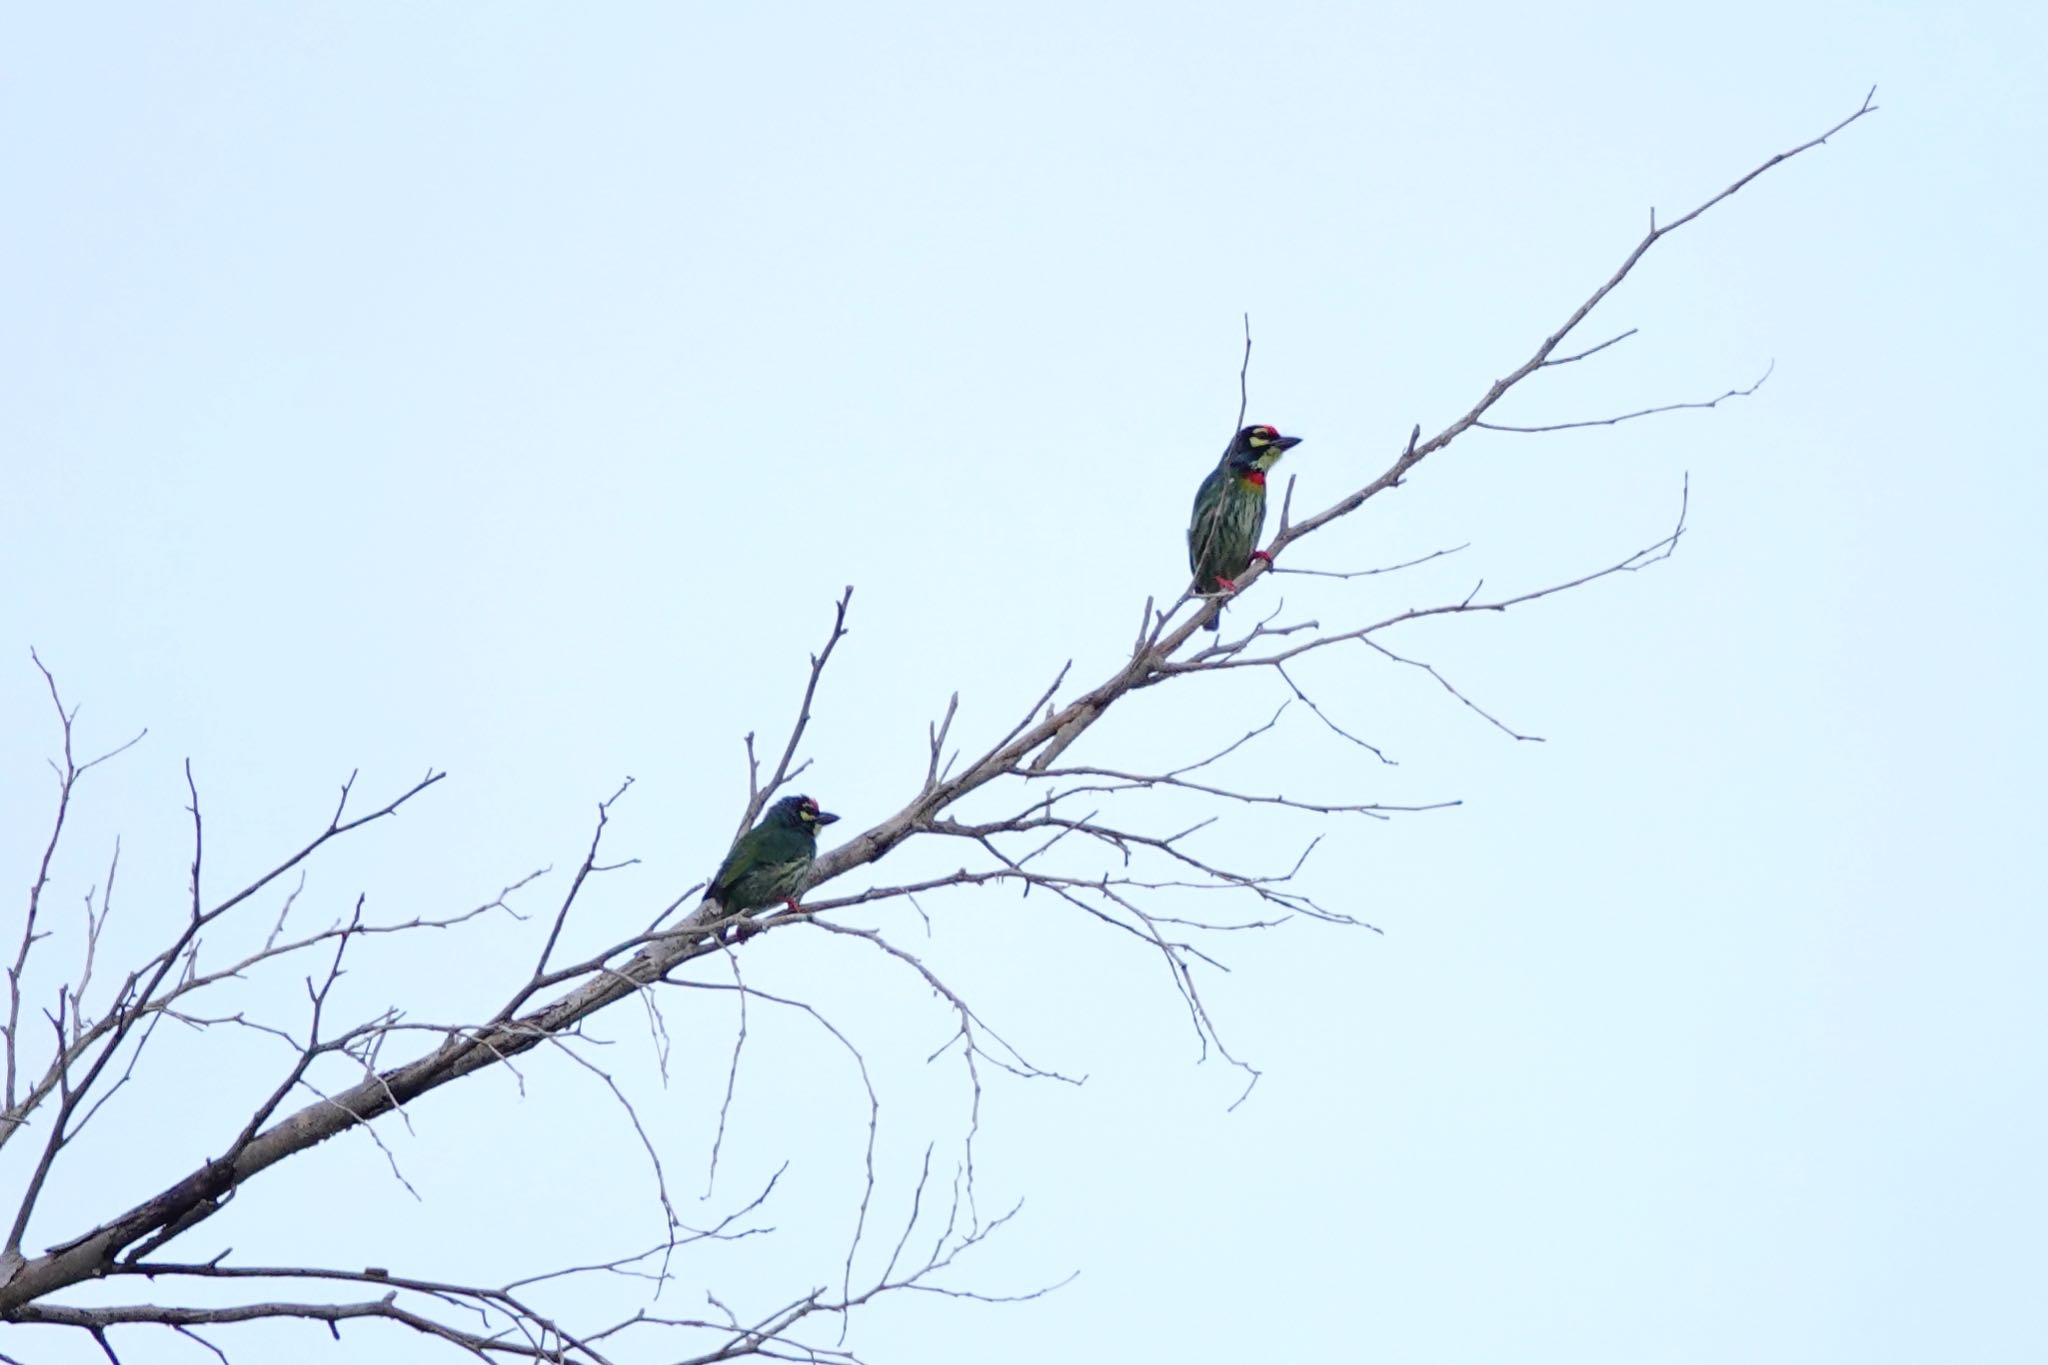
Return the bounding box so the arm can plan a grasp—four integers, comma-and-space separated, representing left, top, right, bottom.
1188, 423, 1303, 630
709, 794, 840, 937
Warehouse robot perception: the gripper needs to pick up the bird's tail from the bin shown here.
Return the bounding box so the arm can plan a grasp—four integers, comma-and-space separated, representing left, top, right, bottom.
1203, 613, 1220, 632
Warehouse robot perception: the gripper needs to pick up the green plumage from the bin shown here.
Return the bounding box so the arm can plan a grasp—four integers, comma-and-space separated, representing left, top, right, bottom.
1189, 464, 1268, 592
712, 794, 839, 916
1188, 424, 1302, 630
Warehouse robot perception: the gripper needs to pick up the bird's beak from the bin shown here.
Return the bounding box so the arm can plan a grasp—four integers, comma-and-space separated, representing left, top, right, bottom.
815, 810, 841, 826
1274, 434, 1303, 452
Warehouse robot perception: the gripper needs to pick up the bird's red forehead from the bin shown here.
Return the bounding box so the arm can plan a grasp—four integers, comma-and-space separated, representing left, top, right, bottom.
1256, 425, 1278, 436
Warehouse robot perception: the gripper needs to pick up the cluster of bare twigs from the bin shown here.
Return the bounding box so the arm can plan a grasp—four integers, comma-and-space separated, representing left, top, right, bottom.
0, 92, 1874, 1364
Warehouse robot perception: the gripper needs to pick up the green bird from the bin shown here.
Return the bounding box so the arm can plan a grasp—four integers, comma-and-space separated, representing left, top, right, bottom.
1188, 423, 1302, 630
710, 794, 840, 933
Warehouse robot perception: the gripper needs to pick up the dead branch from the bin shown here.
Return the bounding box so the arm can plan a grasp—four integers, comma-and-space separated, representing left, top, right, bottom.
1478, 360, 1774, 433
736, 587, 855, 840
0, 94, 1874, 1364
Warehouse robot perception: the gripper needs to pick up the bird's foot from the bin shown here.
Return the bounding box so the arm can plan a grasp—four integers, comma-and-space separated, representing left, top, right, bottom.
1213, 576, 1240, 594
1250, 549, 1273, 567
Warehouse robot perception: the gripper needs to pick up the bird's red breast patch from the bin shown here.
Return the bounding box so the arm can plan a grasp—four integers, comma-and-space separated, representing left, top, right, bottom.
1243, 470, 1267, 487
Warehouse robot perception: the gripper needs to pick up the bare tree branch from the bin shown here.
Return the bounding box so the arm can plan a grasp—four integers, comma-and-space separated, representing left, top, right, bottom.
737, 587, 855, 839
1478, 361, 1773, 433
0, 93, 1875, 1363
5, 652, 145, 1136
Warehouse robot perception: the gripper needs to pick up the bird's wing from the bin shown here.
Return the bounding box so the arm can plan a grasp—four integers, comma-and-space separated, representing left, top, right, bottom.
1188, 467, 1231, 578
711, 831, 755, 898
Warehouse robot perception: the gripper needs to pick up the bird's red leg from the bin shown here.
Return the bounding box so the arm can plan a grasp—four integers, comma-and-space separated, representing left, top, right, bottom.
1214, 576, 1240, 593
1250, 549, 1273, 567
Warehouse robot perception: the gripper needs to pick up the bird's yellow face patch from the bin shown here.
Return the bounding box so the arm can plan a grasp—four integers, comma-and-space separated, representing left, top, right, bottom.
798, 799, 820, 824
1247, 427, 1286, 472
1233, 424, 1293, 477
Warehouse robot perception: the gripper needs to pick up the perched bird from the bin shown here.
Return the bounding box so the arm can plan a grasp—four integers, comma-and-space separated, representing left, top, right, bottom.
1188, 423, 1303, 629
710, 794, 840, 935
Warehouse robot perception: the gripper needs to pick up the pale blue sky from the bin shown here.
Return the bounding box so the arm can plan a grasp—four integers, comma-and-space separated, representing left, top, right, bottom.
3, 3, 2044, 1363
